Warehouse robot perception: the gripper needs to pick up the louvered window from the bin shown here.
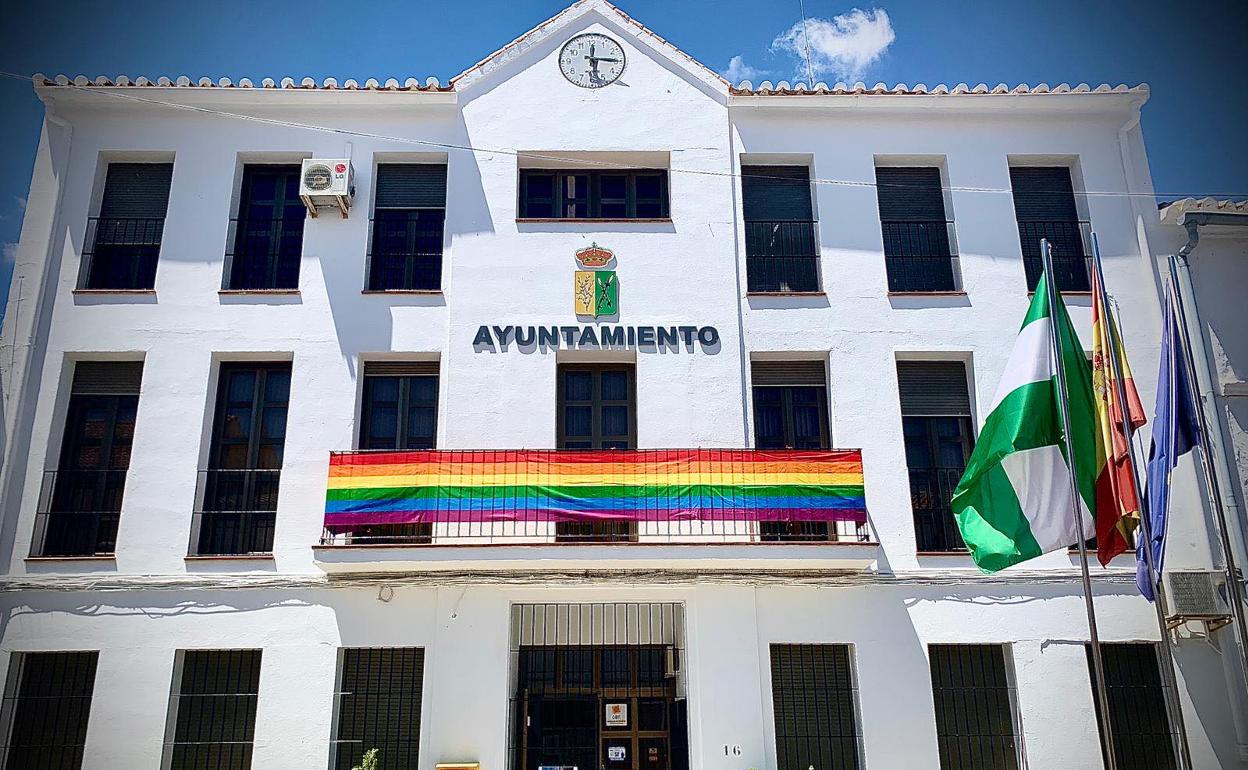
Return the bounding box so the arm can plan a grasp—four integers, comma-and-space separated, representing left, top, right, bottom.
898, 361, 974, 552
769, 644, 861, 770
1087, 643, 1178, 770
163, 650, 261, 770
876, 167, 958, 292
369, 165, 447, 291
0, 652, 98, 770
33, 361, 143, 557
929, 645, 1022, 770
225, 165, 305, 290
331, 648, 425, 770
742, 166, 819, 292
1009, 166, 1090, 291
81, 162, 172, 290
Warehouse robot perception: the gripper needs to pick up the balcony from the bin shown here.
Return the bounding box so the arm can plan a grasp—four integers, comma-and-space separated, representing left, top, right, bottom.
30, 469, 126, 557
223, 217, 305, 291
909, 466, 967, 553
314, 448, 876, 573
365, 211, 445, 291
79, 216, 164, 290
189, 469, 279, 556
881, 220, 960, 293
744, 220, 821, 293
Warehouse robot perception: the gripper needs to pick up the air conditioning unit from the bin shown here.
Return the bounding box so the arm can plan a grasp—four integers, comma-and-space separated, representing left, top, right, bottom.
299, 158, 354, 218
1164, 570, 1232, 632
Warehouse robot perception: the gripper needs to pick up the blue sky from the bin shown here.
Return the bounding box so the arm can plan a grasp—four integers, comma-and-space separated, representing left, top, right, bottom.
1, 0, 1244, 313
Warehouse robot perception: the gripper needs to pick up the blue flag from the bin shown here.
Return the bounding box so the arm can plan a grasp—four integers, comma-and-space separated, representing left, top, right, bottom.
1138, 286, 1202, 600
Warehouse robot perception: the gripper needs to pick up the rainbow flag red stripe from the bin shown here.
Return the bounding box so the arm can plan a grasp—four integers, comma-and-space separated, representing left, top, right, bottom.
324, 449, 866, 529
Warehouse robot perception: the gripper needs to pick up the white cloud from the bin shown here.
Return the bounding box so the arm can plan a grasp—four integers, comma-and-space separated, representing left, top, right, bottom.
721, 55, 768, 84
2, 243, 16, 265
772, 8, 895, 82
15, 197, 26, 212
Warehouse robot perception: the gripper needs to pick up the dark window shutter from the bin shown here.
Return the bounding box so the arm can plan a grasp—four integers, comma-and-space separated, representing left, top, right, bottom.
751, 360, 826, 387
168, 650, 261, 770
375, 164, 447, 209
333, 648, 425, 770
929, 645, 1020, 770
2, 652, 99, 769
769, 644, 861, 770
897, 361, 971, 416
72, 361, 144, 395
742, 166, 814, 221
1009, 167, 1078, 222
1086, 643, 1176, 770
875, 167, 946, 221
363, 360, 439, 377
99, 163, 173, 218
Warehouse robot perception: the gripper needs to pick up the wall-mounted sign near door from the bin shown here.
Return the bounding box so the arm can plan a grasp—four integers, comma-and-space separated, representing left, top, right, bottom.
605, 701, 628, 726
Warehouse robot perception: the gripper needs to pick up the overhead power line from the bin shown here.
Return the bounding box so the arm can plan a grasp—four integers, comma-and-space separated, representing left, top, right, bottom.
4, 70, 1245, 201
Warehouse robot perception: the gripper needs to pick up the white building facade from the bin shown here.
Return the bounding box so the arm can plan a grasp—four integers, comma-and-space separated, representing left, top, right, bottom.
1, 2, 1245, 769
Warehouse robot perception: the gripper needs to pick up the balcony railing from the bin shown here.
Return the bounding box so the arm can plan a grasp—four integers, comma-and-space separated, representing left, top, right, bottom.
1017, 220, 1092, 291
31, 469, 127, 557
881, 220, 960, 293
320, 448, 870, 547
366, 211, 445, 291
744, 220, 821, 293
223, 216, 305, 290
190, 469, 280, 555
79, 216, 164, 290
909, 466, 967, 553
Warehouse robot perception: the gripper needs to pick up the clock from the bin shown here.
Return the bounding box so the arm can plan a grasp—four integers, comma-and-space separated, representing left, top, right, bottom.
559, 33, 626, 89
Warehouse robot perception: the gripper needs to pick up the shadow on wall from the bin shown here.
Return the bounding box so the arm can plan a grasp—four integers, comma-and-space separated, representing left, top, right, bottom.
322, 111, 495, 379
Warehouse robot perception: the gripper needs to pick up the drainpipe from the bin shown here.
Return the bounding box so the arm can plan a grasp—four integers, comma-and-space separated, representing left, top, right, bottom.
1173, 209, 1248, 761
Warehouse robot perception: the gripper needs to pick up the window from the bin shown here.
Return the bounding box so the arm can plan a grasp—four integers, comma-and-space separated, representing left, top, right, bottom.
33, 361, 143, 557
752, 360, 831, 542
331, 648, 425, 770
81, 163, 172, 290
519, 170, 668, 220
0, 652, 98, 770
225, 164, 305, 290
193, 363, 290, 555
875, 166, 958, 292
898, 361, 974, 552
769, 644, 860, 770
1009, 166, 1090, 291
163, 650, 261, 770
556, 364, 636, 542
742, 165, 819, 293
929, 645, 1022, 770
368, 164, 447, 291
353, 361, 438, 544
1087, 643, 1177, 770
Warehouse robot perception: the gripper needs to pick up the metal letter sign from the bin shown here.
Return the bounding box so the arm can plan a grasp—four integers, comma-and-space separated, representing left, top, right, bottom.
574, 243, 617, 318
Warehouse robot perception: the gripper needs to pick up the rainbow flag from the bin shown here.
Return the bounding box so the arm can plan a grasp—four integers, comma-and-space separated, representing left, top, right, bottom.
323, 449, 866, 529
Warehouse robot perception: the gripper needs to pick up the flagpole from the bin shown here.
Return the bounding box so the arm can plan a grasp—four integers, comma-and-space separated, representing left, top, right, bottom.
1168, 254, 1248, 697
1092, 237, 1192, 769
1042, 239, 1119, 769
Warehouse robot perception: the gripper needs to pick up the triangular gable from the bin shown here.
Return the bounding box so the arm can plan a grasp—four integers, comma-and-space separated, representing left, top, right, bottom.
451, 0, 727, 95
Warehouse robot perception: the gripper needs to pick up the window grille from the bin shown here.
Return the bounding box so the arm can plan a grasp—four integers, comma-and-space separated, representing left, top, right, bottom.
33, 361, 144, 557
741, 166, 819, 293
163, 650, 261, 770
929, 644, 1022, 770
330, 648, 425, 770
508, 603, 688, 770
519, 170, 668, 219
1008, 166, 1090, 291
224, 165, 305, 290
0, 651, 98, 770
769, 644, 861, 770
80, 162, 172, 290
875, 166, 958, 292
898, 361, 974, 552
1086, 643, 1178, 770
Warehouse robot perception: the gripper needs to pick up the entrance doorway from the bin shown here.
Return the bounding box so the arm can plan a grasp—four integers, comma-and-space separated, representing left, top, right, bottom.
509, 604, 688, 770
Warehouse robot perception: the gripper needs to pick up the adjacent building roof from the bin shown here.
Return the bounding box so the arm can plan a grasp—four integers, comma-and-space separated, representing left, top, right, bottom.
728, 81, 1148, 97
1159, 197, 1248, 225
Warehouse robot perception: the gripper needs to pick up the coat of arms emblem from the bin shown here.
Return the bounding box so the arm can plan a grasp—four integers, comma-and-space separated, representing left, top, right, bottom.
573, 243, 618, 317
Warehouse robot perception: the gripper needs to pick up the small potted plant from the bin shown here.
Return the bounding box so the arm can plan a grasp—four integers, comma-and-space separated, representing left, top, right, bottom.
352, 748, 380, 770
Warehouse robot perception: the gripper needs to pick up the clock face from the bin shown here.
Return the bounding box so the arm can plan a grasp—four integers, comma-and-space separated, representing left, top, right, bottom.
559, 33, 626, 89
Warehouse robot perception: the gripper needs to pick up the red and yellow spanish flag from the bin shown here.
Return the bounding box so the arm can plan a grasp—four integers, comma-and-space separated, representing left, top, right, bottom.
1091, 267, 1147, 565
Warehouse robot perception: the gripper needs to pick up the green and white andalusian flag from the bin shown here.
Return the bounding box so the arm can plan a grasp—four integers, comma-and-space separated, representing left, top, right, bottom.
951, 273, 1098, 572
